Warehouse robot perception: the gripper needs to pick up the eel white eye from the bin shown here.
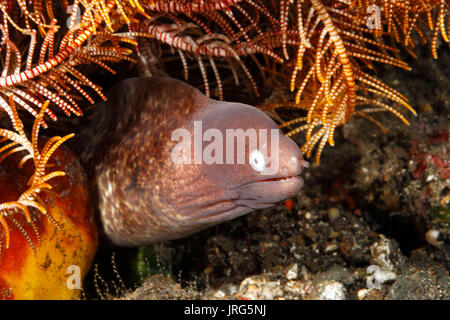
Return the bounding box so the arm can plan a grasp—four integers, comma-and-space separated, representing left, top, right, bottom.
249, 149, 266, 172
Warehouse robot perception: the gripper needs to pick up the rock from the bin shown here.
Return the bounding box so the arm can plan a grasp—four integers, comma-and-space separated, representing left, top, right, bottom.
236, 275, 283, 300
425, 229, 444, 248
328, 231, 340, 239
283, 280, 313, 298
313, 265, 355, 286
285, 264, 298, 280
307, 280, 347, 300
303, 228, 317, 241
387, 250, 450, 300
364, 236, 406, 292
327, 208, 340, 222
123, 274, 201, 300
357, 288, 384, 300
370, 235, 406, 271
202, 283, 239, 300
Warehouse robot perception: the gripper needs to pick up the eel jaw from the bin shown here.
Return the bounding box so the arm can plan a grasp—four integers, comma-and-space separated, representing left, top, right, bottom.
234, 174, 304, 209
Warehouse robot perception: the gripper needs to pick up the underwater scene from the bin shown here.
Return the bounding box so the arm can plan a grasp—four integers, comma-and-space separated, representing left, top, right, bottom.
0, 0, 448, 302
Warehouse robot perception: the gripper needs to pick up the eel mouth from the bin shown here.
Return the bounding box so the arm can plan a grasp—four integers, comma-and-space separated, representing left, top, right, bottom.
178, 175, 304, 226
236, 174, 304, 206
248, 175, 303, 192
256, 175, 301, 183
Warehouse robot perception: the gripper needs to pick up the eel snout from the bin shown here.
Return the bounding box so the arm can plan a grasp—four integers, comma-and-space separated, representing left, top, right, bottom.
236, 135, 308, 209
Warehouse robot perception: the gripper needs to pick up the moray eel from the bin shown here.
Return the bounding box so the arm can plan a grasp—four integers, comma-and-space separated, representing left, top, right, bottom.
77, 77, 307, 247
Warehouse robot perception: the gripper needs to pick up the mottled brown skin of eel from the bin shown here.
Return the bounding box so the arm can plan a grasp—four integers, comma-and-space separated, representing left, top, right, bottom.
77, 77, 307, 247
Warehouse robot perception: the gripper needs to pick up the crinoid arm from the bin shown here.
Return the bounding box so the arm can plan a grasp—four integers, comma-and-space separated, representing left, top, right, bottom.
259, 0, 448, 164
132, 1, 447, 164
0, 97, 72, 250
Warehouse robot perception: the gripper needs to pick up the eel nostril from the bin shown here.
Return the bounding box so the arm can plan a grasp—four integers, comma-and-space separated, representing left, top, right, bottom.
301, 159, 310, 168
